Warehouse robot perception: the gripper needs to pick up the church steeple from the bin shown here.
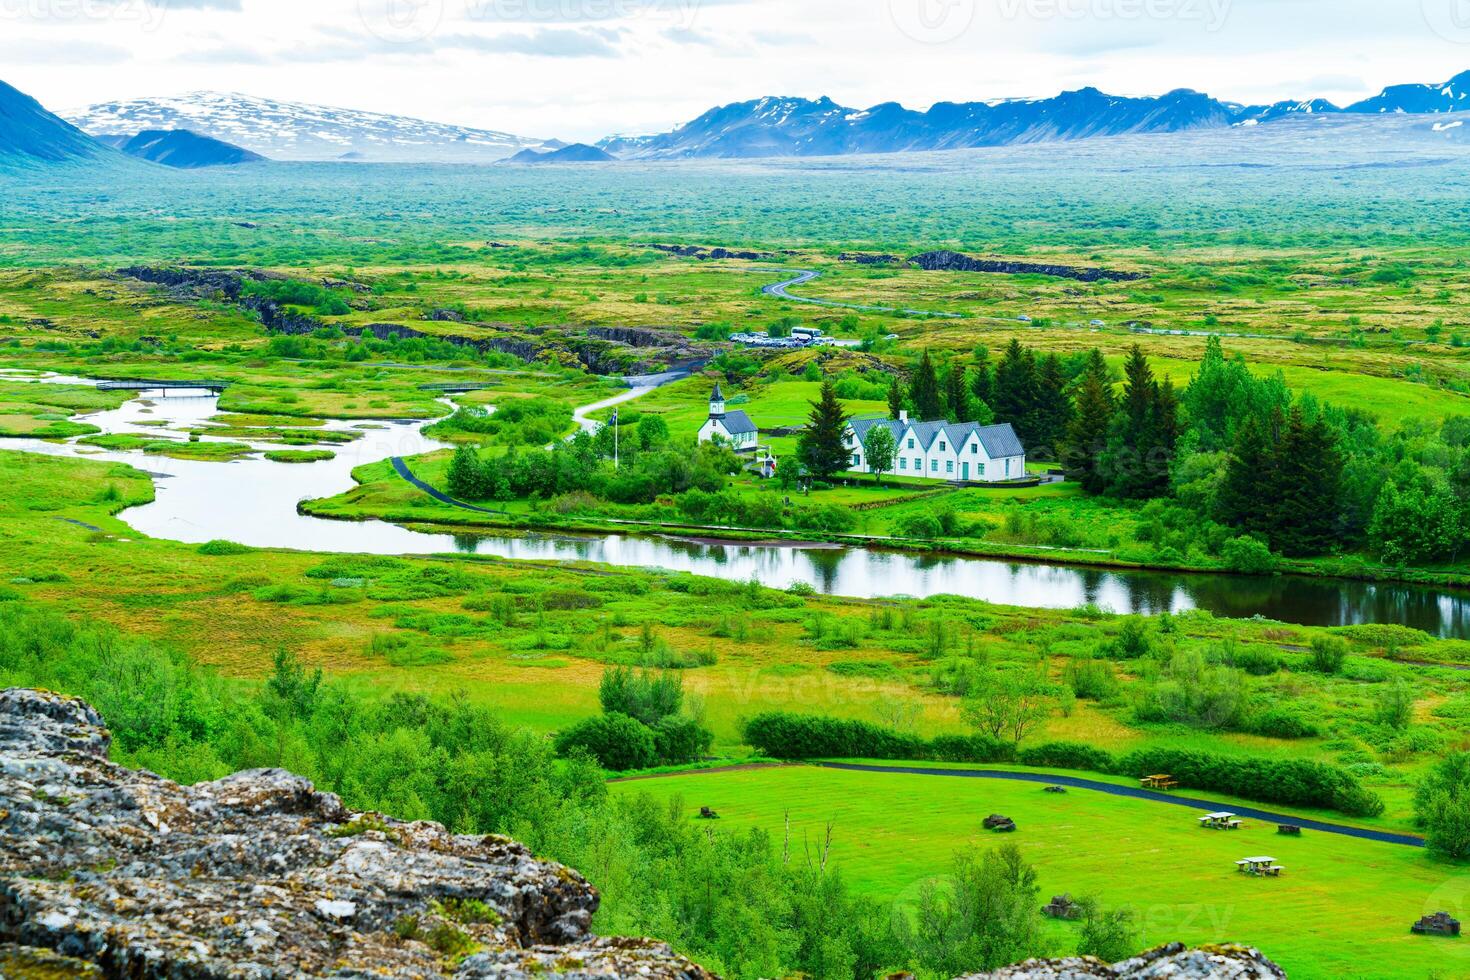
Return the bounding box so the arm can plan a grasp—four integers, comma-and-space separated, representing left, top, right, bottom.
709, 383, 725, 419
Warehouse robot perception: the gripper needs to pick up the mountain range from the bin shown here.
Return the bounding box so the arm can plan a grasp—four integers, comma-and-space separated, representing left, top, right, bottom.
64, 92, 556, 163
603, 70, 1470, 159
9, 69, 1470, 168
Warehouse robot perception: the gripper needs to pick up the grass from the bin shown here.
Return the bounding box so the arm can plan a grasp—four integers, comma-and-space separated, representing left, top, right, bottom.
264, 449, 336, 463
616, 764, 1469, 979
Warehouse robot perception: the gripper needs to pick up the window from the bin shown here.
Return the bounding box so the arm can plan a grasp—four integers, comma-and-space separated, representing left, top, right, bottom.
907, 438, 914, 449
913, 458, 922, 470
930, 460, 938, 472
973, 443, 980, 455
899, 458, 907, 471
852, 455, 861, 467
946, 461, 954, 474
939, 441, 947, 452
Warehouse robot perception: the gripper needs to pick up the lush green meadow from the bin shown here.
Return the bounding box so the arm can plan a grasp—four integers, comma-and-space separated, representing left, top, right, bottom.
3, 131, 1470, 976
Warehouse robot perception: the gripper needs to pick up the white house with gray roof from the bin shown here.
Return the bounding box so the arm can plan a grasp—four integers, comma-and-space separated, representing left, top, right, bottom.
697, 383, 760, 452
844, 412, 1026, 483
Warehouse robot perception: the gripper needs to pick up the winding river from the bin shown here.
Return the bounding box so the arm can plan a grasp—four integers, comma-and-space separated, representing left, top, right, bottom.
10, 373, 1470, 639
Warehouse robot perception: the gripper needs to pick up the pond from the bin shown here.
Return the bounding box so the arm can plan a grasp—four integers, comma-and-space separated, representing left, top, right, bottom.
10, 377, 1470, 639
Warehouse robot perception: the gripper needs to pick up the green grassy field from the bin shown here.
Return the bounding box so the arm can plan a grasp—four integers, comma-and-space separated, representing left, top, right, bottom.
618, 764, 1468, 979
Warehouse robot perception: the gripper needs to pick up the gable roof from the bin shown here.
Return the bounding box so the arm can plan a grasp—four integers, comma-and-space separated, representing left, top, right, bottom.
719, 410, 758, 435
848, 416, 1025, 458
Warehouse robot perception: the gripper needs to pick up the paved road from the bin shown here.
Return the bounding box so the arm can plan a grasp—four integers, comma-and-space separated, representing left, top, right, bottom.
390, 457, 506, 515
761, 269, 963, 319
814, 763, 1425, 848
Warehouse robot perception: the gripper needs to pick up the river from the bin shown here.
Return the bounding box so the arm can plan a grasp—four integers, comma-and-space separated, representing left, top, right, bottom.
8, 374, 1470, 639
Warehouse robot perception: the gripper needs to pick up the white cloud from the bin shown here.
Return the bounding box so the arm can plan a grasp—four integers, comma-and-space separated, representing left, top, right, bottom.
6, 0, 1470, 142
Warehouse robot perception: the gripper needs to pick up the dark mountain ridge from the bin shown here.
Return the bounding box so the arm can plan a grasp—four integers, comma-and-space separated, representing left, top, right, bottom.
602, 70, 1470, 160
0, 79, 106, 162
114, 129, 265, 168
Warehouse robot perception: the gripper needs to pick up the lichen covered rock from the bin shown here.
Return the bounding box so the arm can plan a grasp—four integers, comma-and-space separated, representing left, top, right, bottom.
0, 688, 713, 979
960, 942, 1286, 979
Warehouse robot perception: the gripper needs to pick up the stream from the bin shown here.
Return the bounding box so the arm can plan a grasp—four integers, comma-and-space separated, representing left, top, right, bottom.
8, 373, 1470, 639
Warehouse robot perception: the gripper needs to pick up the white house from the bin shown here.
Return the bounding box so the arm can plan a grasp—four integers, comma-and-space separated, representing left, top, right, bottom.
697, 383, 759, 452
844, 412, 1027, 483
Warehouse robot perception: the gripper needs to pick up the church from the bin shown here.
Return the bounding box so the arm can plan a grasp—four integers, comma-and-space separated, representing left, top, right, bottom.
696, 383, 759, 452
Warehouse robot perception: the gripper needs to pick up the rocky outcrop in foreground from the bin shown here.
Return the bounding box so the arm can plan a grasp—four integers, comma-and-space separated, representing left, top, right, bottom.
964, 942, 1285, 979
0, 688, 712, 979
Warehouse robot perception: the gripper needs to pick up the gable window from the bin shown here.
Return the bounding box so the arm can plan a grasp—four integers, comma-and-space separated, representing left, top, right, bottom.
907, 438, 915, 449
939, 441, 947, 452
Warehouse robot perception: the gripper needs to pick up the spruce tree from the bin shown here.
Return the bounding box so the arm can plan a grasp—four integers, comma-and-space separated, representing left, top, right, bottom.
1267, 407, 1344, 556
1063, 349, 1114, 494
1104, 346, 1173, 499
1036, 354, 1073, 455
799, 381, 852, 481
970, 348, 994, 409
993, 339, 1041, 443
909, 350, 943, 420
944, 363, 972, 422
887, 377, 906, 420
1216, 415, 1273, 536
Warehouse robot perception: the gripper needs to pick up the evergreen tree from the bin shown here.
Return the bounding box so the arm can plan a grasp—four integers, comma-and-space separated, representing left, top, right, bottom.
1063, 349, 1114, 494
1035, 354, 1073, 455
909, 350, 943, 420
1216, 415, 1273, 536
1267, 407, 1343, 556
799, 381, 852, 481
992, 339, 1041, 443
970, 347, 994, 409
944, 363, 972, 422
1103, 346, 1174, 499
887, 376, 906, 420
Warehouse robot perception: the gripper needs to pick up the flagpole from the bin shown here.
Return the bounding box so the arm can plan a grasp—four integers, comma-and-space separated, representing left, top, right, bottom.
613, 408, 619, 470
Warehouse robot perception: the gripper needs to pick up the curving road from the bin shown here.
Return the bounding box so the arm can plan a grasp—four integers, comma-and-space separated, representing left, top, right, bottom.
761, 269, 963, 319
814, 763, 1425, 848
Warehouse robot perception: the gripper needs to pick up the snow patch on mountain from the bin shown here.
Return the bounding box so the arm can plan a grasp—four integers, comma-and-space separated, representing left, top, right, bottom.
64, 92, 552, 163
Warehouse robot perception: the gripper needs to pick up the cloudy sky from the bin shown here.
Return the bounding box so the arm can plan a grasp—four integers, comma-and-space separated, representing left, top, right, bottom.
5, 0, 1470, 140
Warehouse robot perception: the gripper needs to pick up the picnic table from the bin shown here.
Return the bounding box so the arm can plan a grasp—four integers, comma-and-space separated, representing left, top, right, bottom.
1236, 857, 1285, 877
1199, 812, 1243, 830
1141, 774, 1180, 790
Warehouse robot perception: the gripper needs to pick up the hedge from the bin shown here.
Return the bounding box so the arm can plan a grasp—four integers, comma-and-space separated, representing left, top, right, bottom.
742, 712, 1384, 818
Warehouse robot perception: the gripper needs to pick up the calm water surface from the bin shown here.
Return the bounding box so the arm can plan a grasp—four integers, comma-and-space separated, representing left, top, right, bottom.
10, 375, 1470, 639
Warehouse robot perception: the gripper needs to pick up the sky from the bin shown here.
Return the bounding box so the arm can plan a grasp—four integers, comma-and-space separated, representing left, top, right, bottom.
5, 0, 1470, 141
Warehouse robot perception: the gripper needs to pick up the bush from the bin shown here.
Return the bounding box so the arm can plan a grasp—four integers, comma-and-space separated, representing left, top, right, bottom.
928, 733, 1015, 764
1221, 536, 1277, 574
1248, 707, 1320, 740
1118, 747, 1383, 817
1414, 752, 1470, 860
742, 712, 926, 760
1017, 742, 1116, 772
1063, 658, 1119, 700
1310, 636, 1348, 674
554, 713, 656, 771
1227, 643, 1280, 677
653, 716, 714, 765
894, 513, 943, 539
198, 540, 252, 556
599, 667, 683, 727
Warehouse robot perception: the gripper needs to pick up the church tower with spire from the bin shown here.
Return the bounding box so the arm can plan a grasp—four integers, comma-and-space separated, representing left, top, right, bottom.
708, 382, 726, 420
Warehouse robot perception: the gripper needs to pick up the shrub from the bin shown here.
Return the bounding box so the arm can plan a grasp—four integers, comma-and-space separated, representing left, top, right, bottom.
928, 733, 1015, 764
198, 540, 252, 556
1226, 643, 1280, 677
894, 513, 943, 539
1221, 536, 1276, 574
742, 712, 926, 760
1414, 752, 1470, 860
1310, 637, 1348, 674
1118, 747, 1383, 817
1248, 707, 1320, 740
598, 667, 683, 727
1063, 658, 1119, 700
1018, 742, 1116, 772
553, 713, 656, 771
653, 716, 714, 765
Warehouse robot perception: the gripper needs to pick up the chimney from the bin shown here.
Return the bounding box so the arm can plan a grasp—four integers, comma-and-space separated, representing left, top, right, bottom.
899, 410, 909, 424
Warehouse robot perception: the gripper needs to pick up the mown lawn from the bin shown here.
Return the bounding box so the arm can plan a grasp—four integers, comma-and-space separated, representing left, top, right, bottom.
618, 764, 1468, 980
